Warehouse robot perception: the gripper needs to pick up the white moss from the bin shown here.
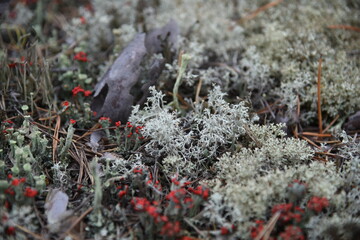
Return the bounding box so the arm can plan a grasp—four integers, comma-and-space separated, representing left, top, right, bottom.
130, 85, 255, 160
306, 214, 360, 240
213, 161, 344, 222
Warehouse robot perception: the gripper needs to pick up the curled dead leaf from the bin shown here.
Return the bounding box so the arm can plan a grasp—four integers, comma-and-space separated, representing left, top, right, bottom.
91, 20, 179, 123
45, 189, 73, 233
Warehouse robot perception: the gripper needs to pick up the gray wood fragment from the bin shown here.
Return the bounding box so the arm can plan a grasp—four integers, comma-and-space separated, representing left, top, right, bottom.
91, 33, 147, 122
91, 20, 179, 123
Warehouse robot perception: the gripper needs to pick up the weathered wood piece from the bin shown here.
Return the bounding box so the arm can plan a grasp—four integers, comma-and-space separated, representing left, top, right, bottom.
91, 20, 179, 122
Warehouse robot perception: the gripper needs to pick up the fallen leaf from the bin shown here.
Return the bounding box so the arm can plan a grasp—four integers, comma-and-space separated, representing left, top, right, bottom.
45, 189, 73, 233
86, 130, 105, 152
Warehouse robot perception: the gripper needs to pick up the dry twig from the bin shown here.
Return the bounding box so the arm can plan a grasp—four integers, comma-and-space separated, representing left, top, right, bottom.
195, 78, 203, 104
59, 207, 93, 239
327, 25, 360, 32
14, 223, 45, 240
255, 211, 281, 240
300, 135, 322, 150
75, 123, 102, 141
302, 132, 332, 137
52, 115, 61, 163
238, 0, 284, 23
323, 115, 339, 133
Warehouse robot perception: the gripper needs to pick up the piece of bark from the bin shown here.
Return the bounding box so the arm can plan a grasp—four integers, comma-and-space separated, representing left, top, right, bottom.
91, 33, 147, 122
344, 111, 360, 131
145, 19, 179, 60
91, 20, 179, 123
137, 57, 166, 105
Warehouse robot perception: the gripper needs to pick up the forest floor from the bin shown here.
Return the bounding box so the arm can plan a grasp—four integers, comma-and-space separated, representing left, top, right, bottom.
1, 0, 360, 239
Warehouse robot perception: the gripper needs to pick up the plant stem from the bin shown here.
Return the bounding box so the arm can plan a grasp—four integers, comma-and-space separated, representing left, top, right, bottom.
173, 53, 191, 111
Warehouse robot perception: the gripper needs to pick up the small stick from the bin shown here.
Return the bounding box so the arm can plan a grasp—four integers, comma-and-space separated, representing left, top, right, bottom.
36, 106, 57, 114
14, 224, 44, 240
38, 115, 58, 121
195, 78, 203, 104
75, 123, 102, 141
60, 207, 93, 239
184, 218, 207, 238
31, 121, 62, 134
52, 115, 61, 163
312, 156, 328, 162
243, 124, 262, 148
263, 99, 276, 119
327, 25, 360, 32
256, 100, 282, 114
317, 57, 323, 134
168, 91, 190, 108
315, 140, 341, 144
255, 211, 280, 240
315, 151, 343, 158
323, 115, 339, 133
103, 176, 127, 187
301, 132, 332, 137
293, 125, 299, 138
238, 0, 284, 23
300, 135, 322, 150
31, 121, 61, 141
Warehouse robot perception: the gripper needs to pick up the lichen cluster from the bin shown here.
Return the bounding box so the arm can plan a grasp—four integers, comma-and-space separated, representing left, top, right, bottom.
0, 0, 359, 239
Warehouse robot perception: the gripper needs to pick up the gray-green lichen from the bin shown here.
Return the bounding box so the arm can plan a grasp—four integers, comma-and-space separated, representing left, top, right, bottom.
2, 0, 359, 238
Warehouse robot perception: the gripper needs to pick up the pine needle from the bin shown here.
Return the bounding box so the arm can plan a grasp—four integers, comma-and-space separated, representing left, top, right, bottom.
327, 25, 360, 32
238, 0, 284, 23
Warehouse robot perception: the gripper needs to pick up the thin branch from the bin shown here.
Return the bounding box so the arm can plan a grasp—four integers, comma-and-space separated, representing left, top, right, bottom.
52, 115, 61, 163
255, 211, 280, 240
312, 156, 328, 162
315, 140, 341, 144
301, 132, 332, 137
327, 25, 360, 32
300, 135, 322, 150
323, 115, 339, 133
238, 0, 284, 23
60, 207, 93, 239
293, 125, 299, 138
14, 223, 45, 240
195, 78, 203, 104
315, 151, 344, 158
263, 99, 276, 119
184, 218, 207, 238
75, 123, 102, 141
